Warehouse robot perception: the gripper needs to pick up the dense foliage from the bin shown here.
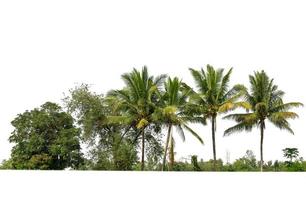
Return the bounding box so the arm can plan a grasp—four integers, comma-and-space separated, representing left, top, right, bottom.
5, 102, 83, 170
0, 66, 303, 171
168, 150, 306, 172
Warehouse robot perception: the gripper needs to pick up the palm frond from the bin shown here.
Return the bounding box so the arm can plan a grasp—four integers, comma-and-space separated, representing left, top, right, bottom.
180, 116, 207, 125
223, 113, 257, 123
233, 101, 252, 111
224, 121, 255, 136
218, 102, 235, 113
154, 74, 168, 88
176, 125, 186, 142
189, 68, 208, 94
268, 118, 294, 134
269, 112, 299, 121
270, 102, 303, 112
182, 124, 204, 144
224, 84, 247, 100
217, 67, 232, 100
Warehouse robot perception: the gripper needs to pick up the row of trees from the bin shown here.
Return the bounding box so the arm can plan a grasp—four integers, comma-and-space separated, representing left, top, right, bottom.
1, 65, 303, 171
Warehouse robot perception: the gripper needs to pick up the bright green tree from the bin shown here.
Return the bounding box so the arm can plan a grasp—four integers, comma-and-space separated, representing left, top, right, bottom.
232, 150, 258, 171
188, 65, 247, 170
108, 66, 166, 170
224, 70, 303, 171
153, 77, 203, 171
9, 102, 83, 170
64, 84, 139, 170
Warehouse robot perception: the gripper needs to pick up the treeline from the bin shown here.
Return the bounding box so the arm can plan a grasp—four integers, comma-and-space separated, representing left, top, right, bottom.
0, 65, 303, 171
169, 149, 306, 172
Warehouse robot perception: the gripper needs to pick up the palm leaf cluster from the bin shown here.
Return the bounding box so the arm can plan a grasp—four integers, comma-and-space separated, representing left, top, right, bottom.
152, 77, 203, 170
224, 70, 303, 171
108, 67, 166, 170
105, 66, 302, 171
187, 65, 248, 170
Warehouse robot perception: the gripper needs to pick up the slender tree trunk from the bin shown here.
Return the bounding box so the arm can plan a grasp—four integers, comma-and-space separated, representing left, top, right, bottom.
212, 116, 217, 171
169, 136, 174, 171
162, 125, 172, 171
260, 121, 264, 172
141, 129, 145, 171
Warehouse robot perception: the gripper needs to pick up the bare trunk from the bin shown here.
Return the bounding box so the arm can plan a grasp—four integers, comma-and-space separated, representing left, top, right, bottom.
260, 121, 264, 172
212, 116, 217, 171
169, 136, 174, 171
162, 125, 172, 171
141, 129, 145, 171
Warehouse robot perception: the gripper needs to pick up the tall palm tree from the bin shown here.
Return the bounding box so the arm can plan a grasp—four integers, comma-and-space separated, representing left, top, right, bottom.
153, 77, 204, 171
223, 70, 303, 171
188, 65, 247, 170
108, 66, 166, 170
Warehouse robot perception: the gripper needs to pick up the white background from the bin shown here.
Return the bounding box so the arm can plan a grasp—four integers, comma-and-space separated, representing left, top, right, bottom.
1, 0, 306, 199
0, 171, 305, 199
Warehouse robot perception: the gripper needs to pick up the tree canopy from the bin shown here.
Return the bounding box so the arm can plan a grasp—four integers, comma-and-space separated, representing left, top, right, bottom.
8, 102, 83, 170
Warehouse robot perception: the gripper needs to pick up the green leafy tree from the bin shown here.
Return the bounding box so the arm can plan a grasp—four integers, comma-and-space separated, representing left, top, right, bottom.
112, 136, 138, 170
64, 84, 138, 170
188, 65, 246, 170
89, 131, 138, 171
153, 77, 203, 171
9, 102, 83, 170
108, 66, 166, 170
232, 150, 258, 171
283, 148, 299, 167
224, 70, 303, 171
145, 129, 164, 171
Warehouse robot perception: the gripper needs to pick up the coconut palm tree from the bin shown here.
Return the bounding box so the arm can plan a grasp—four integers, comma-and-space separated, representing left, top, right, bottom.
223, 70, 303, 171
188, 65, 247, 170
108, 66, 166, 170
153, 77, 204, 171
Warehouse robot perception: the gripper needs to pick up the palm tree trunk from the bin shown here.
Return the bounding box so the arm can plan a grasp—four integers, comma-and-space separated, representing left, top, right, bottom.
212, 116, 217, 171
169, 136, 174, 171
162, 125, 172, 171
141, 129, 145, 171
260, 121, 264, 172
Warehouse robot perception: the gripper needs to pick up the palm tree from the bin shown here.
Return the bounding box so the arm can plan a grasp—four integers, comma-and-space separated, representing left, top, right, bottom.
153, 77, 204, 171
223, 70, 303, 171
108, 66, 166, 170
188, 65, 247, 170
